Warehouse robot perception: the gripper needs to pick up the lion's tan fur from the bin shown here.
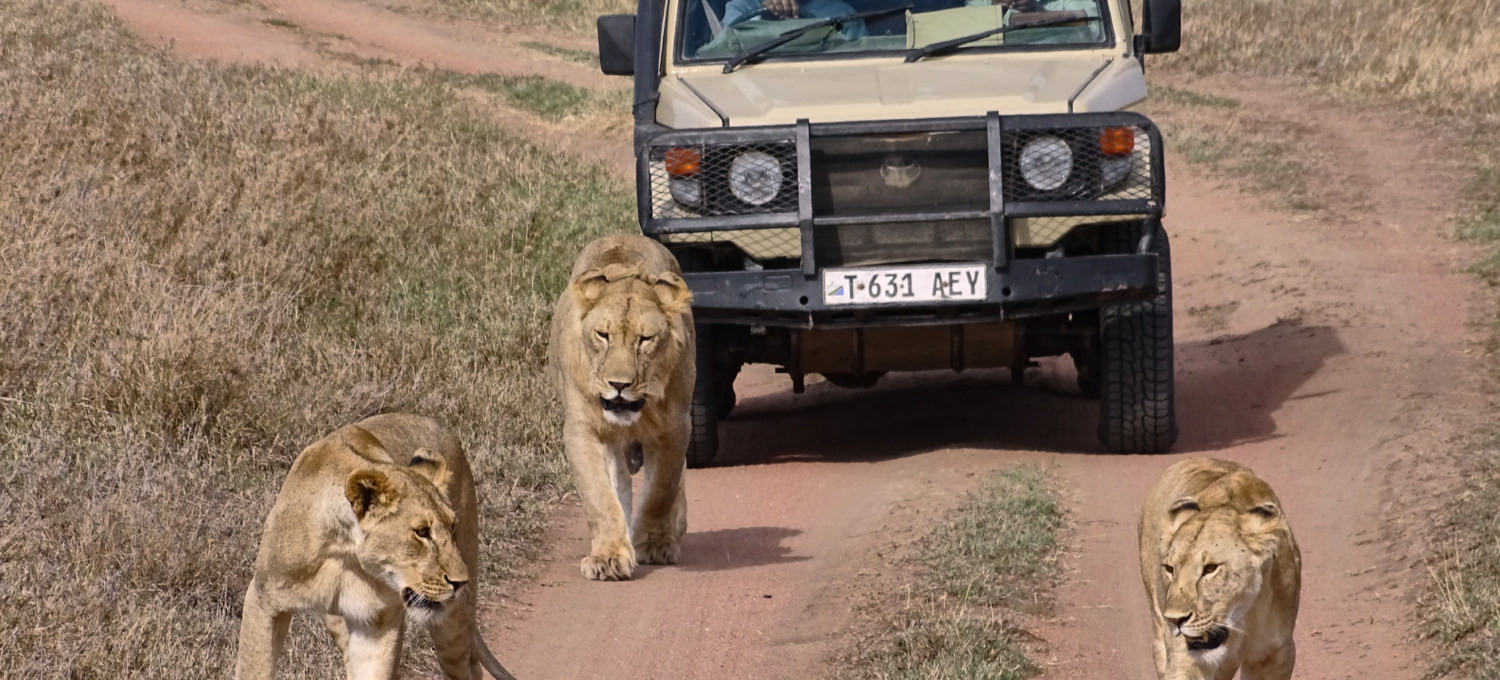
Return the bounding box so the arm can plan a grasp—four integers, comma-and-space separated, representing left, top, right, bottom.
235, 413, 515, 680
548, 234, 694, 581
1138, 457, 1301, 680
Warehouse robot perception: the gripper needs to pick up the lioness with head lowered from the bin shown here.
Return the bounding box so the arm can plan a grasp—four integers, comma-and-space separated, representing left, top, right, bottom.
235, 413, 517, 680
1138, 457, 1301, 680
548, 234, 694, 581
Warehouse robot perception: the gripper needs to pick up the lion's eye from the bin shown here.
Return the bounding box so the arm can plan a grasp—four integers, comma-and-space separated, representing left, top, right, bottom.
1203, 563, 1219, 576
594, 331, 609, 342
1162, 564, 1175, 576
415, 527, 431, 540
639, 335, 655, 346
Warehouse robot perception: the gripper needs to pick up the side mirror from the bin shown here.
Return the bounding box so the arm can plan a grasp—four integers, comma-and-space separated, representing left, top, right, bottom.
1134, 0, 1180, 54
598, 14, 636, 75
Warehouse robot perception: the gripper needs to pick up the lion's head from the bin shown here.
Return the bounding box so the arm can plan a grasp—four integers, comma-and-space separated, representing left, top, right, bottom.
1156, 496, 1287, 655
343, 444, 468, 619
567, 261, 692, 427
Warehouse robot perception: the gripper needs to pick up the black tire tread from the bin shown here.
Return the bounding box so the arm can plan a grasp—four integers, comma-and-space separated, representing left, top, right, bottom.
685, 324, 719, 468
1098, 221, 1179, 453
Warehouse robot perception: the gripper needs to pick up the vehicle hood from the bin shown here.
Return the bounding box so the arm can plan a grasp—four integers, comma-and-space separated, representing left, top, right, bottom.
676, 56, 1112, 126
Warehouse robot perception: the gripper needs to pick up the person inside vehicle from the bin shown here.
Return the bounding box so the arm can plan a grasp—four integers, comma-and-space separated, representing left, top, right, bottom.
720, 0, 870, 38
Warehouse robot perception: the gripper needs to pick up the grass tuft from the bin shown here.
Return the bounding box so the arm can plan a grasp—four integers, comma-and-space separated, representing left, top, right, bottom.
837, 466, 1063, 680
520, 40, 599, 67
1420, 442, 1500, 680
0, 0, 632, 676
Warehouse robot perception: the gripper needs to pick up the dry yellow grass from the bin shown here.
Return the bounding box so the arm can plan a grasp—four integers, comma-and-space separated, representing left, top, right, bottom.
0, 0, 631, 676
1157, 0, 1500, 119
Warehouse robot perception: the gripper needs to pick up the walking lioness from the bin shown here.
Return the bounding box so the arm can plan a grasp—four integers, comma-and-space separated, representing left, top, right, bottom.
235, 414, 516, 680
1138, 457, 1301, 680
548, 234, 694, 581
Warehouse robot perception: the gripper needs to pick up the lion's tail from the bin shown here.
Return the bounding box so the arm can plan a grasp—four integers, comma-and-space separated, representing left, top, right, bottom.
473, 631, 519, 680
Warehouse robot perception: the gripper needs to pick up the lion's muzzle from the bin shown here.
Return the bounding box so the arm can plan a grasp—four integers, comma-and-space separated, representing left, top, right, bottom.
402, 588, 445, 611
600, 396, 646, 413
1183, 625, 1229, 651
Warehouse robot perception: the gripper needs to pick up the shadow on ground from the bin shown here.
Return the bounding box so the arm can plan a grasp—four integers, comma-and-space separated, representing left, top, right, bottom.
673, 526, 809, 572
714, 322, 1345, 467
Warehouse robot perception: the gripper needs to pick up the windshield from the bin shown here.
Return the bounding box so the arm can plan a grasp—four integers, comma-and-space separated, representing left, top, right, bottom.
677, 0, 1110, 64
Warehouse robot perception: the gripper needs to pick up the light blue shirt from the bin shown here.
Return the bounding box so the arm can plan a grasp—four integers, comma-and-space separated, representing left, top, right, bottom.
720, 0, 870, 38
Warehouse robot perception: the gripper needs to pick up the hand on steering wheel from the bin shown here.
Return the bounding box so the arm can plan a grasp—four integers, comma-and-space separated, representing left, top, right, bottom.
763, 0, 800, 18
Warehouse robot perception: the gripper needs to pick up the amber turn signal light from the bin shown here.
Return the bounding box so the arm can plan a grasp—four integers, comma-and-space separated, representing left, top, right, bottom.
1099, 127, 1134, 156
664, 147, 702, 176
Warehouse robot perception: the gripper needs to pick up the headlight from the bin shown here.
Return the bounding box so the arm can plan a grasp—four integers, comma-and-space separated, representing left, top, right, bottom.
1019, 136, 1072, 192
728, 151, 783, 206
669, 178, 701, 206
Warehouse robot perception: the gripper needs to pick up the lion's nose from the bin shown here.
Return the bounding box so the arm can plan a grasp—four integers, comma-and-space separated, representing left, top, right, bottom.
608, 381, 630, 392
1166, 613, 1190, 629
446, 577, 467, 593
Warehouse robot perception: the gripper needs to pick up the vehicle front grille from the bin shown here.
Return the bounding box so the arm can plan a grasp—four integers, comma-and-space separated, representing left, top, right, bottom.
810, 130, 989, 217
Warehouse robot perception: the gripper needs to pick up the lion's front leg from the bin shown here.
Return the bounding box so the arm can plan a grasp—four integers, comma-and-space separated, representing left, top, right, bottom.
564, 422, 636, 580
345, 615, 405, 680
1239, 641, 1294, 680
632, 423, 688, 565
234, 579, 290, 680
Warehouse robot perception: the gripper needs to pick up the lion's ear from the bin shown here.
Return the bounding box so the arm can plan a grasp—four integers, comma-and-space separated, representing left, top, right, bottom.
409, 447, 453, 494
652, 271, 693, 315
346, 469, 400, 520
570, 268, 611, 311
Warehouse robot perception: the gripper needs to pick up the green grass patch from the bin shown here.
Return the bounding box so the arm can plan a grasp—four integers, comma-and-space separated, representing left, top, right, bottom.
427, 70, 628, 122
1142, 84, 1317, 212
0, 0, 632, 676
262, 17, 299, 29
521, 40, 598, 67
836, 466, 1064, 680
1149, 83, 1240, 110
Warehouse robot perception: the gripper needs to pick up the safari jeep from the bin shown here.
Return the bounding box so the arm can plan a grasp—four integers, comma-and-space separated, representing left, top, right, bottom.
597, 0, 1182, 465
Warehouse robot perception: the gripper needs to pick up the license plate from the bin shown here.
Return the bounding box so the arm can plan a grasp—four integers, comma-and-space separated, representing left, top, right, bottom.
822, 264, 988, 306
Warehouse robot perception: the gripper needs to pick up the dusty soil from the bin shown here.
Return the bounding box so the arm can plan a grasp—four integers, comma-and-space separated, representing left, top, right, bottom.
105, 3, 1486, 678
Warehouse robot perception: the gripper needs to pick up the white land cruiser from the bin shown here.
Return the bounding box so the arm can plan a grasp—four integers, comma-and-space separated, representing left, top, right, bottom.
597, 0, 1181, 465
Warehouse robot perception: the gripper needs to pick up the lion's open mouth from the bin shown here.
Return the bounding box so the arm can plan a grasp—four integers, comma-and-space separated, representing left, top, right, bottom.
402, 588, 444, 611
1184, 625, 1229, 651
599, 396, 646, 413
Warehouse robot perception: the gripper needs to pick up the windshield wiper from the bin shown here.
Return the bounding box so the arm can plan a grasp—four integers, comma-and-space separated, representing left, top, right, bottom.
723, 4, 913, 73
903, 11, 1098, 63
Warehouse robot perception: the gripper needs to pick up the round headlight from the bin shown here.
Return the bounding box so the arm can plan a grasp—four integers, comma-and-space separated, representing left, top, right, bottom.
1019, 136, 1073, 192
728, 151, 783, 206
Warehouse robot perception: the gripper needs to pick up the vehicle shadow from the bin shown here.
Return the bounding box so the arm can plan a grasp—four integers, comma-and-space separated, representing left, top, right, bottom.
713, 322, 1344, 467
674, 526, 810, 572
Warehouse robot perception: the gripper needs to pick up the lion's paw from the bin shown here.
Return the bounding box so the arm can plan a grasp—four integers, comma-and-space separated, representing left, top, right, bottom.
580, 551, 636, 581
634, 537, 680, 565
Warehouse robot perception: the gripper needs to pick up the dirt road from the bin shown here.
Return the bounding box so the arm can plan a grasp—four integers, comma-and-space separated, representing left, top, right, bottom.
104, 3, 1484, 677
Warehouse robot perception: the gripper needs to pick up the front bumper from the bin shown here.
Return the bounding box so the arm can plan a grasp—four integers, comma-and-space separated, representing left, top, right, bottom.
638, 112, 1165, 328
684, 251, 1158, 327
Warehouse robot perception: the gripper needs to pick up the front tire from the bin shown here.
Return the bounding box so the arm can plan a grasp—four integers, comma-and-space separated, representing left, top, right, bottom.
686, 324, 720, 468
1097, 220, 1178, 453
